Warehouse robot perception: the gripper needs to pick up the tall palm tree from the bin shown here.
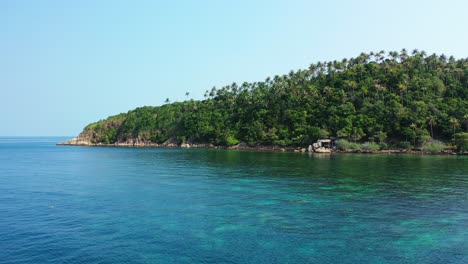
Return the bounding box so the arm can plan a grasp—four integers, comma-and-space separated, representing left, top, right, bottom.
410, 123, 418, 146
400, 48, 408, 61
377, 50, 385, 63
341, 58, 348, 69
389, 51, 399, 61
209, 86, 217, 97
439, 54, 447, 62
449, 118, 460, 139
427, 116, 436, 139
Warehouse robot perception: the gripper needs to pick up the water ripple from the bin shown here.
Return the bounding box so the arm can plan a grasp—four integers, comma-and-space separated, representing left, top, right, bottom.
0, 138, 467, 263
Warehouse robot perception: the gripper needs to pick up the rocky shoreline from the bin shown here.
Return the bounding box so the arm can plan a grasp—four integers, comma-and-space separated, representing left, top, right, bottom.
57, 138, 302, 152
57, 138, 463, 155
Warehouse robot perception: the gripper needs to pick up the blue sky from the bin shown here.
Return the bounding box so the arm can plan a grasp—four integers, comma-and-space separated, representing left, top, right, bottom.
1, 0, 467, 136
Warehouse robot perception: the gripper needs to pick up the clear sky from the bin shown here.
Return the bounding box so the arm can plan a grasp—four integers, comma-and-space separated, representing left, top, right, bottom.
1, 0, 467, 136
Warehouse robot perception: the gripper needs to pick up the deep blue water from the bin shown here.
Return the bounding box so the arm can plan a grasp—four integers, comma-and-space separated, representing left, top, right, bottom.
0, 137, 467, 263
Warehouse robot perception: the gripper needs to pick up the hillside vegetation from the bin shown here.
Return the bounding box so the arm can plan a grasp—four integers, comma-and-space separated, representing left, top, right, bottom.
76, 50, 468, 150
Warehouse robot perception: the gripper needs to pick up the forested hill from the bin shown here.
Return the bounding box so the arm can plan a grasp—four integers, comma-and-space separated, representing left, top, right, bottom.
71, 50, 468, 149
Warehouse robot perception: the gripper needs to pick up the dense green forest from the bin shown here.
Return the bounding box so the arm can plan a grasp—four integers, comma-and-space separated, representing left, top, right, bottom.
77, 50, 468, 151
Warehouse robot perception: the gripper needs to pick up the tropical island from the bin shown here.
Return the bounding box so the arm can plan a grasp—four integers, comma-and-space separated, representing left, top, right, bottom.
60, 50, 468, 154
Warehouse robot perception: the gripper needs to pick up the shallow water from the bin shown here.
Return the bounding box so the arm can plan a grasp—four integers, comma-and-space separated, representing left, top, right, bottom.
0, 137, 467, 263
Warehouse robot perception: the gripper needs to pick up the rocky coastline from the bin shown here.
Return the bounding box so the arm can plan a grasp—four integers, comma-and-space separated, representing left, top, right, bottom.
57, 137, 462, 155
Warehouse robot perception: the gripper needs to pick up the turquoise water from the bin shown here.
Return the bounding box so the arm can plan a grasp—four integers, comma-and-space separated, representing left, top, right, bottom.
0, 137, 467, 263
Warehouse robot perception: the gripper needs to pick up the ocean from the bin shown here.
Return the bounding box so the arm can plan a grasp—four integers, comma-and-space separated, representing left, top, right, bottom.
0, 137, 467, 263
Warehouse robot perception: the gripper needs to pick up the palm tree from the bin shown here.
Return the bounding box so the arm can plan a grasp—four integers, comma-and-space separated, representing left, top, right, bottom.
398, 83, 407, 105
449, 118, 460, 139
308, 64, 317, 77
341, 58, 348, 69
410, 123, 418, 146
389, 51, 399, 61
439, 54, 447, 62
358, 52, 370, 64
374, 82, 387, 101
427, 116, 436, 139
209, 86, 217, 97
377, 50, 385, 62
400, 49, 409, 61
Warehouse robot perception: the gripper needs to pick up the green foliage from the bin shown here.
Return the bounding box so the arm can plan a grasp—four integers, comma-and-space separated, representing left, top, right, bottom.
361, 142, 381, 151
421, 140, 447, 153
225, 135, 240, 147
335, 140, 347, 150
77, 50, 468, 148
379, 142, 388, 150
336, 139, 359, 150
336, 140, 380, 151
453, 132, 468, 152
399, 141, 412, 149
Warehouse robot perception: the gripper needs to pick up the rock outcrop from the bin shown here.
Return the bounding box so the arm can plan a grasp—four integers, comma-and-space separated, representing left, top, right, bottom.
57, 137, 92, 146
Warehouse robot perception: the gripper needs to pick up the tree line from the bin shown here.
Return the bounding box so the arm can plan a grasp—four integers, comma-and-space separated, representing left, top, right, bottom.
79, 50, 468, 150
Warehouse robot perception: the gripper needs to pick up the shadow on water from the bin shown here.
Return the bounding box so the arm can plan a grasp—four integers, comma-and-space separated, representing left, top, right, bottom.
130, 148, 467, 191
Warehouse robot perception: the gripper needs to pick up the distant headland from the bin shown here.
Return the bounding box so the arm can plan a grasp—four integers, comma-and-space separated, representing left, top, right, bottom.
59, 50, 468, 154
